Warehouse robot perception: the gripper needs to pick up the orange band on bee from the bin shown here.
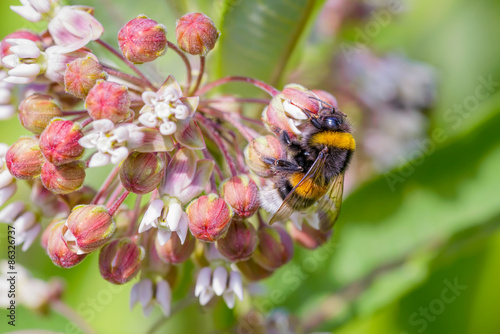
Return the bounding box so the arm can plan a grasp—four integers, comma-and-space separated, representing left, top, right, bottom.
310, 132, 356, 150
289, 173, 327, 199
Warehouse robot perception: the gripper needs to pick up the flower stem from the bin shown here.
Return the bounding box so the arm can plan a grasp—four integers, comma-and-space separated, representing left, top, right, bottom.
51, 299, 96, 334
62, 110, 88, 116
95, 39, 156, 90
196, 114, 238, 176
167, 41, 192, 94
103, 65, 149, 90
200, 97, 271, 105
91, 165, 121, 204
196, 76, 280, 97
80, 118, 93, 128
126, 195, 142, 236
190, 56, 205, 96
107, 190, 130, 216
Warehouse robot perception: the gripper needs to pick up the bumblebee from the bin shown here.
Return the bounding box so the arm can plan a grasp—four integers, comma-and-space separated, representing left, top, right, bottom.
260, 97, 355, 231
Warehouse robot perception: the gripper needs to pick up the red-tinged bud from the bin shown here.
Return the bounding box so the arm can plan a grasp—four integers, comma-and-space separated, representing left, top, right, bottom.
244, 135, 285, 178
0, 30, 42, 59
47, 221, 87, 268
176, 13, 220, 56
64, 56, 108, 99
41, 219, 61, 251
118, 15, 167, 64
6, 137, 44, 180
289, 222, 331, 250
18, 94, 63, 134
253, 225, 293, 271
39, 119, 84, 165
119, 152, 165, 194
155, 231, 195, 264
62, 205, 116, 254
85, 80, 131, 123
186, 194, 233, 242
236, 257, 274, 281
99, 238, 144, 284
220, 175, 259, 219
216, 220, 258, 262
40, 161, 86, 195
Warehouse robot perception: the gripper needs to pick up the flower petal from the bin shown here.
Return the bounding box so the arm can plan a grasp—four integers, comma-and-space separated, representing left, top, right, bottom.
156, 280, 172, 317
88, 152, 111, 168
156, 229, 171, 246
174, 118, 205, 150
0, 183, 17, 207
212, 266, 228, 296
195, 267, 212, 297
0, 201, 25, 223
138, 199, 163, 233
228, 271, 244, 301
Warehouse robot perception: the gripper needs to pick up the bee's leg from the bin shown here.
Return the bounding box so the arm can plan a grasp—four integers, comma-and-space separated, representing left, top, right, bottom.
279, 131, 302, 152
262, 157, 303, 173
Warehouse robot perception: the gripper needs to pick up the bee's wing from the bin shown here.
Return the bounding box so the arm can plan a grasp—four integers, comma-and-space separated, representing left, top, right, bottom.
316, 172, 345, 232
269, 148, 328, 224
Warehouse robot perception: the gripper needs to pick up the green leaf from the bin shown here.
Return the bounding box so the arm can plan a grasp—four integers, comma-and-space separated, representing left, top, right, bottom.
215, 0, 326, 92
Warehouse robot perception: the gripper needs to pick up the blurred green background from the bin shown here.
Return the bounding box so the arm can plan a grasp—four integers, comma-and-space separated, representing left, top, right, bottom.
1, 0, 500, 333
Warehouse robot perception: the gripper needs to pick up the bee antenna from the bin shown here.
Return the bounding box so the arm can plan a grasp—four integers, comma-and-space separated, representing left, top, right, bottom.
308, 96, 335, 110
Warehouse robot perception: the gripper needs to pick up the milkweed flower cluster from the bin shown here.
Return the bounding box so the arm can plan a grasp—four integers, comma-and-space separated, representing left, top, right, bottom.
0, 1, 349, 325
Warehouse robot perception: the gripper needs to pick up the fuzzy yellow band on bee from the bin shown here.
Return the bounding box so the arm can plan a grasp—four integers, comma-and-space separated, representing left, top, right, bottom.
289, 173, 327, 199
310, 132, 356, 150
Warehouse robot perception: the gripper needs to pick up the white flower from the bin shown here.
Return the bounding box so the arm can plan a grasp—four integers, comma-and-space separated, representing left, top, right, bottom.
10, 0, 55, 22
194, 267, 244, 308
0, 71, 15, 119
139, 76, 198, 136
138, 197, 188, 245
47, 6, 103, 51
79, 119, 138, 168
12, 211, 41, 251
130, 278, 171, 317
1, 39, 45, 84
0, 260, 55, 309
289, 211, 320, 230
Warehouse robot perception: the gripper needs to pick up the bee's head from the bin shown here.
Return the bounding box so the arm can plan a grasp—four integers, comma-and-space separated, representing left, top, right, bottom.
304, 96, 349, 132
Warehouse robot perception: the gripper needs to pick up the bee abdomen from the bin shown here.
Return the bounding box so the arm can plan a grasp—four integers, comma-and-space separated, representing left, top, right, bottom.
309, 131, 355, 151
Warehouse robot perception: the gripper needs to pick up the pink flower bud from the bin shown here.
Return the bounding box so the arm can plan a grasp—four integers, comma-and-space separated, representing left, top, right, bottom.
236, 257, 273, 282
220, 175, 259, 219
186, 194, 233, 242
47, 221, 87, 268
40, 219, 61, 250
155, 231, 195, 264
99, 238, 144, 284
118, 15, 167, 64
0, 30, 42, 59
244, 135, 285, 178
18, 93, 63, 134
252, 225, 293, 271
63, 186, 96, 208
39, 119, 84, 165
119, 152, 166, 194
85, 80, 131, 123
311, 90, 339, 109
64, 56, 108, 99
176, 13, 220, 56
62, 205, 116, 254
216, 220, 258, 262
6, 137, 44, 180
40, 161, 86, 195
289, 222, 331, 250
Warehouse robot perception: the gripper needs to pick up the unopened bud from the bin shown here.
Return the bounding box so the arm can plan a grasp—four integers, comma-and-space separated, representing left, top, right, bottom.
244, 135, 285, 178
118, 15, 167, 64
220, 175, 259, 219
85, 80, 131, 123
119, 152, 165, 194
18, 94, 63, 134
253, 225, 293, 271
41, 161, 86, 195
236, 257, 273, 281
155, 231, 195, 264
63, 186, 96, 208
186, 194, 233, 242
176, 13, 220, 56
99, 238, 144, 284
47, 221, 87, 268
39, 119, 84, 165
40, 219, 61, 250
216, 220, 258, 262
62, 205, 116, 254
64, 56, 108, 99
6, 137, 44, 180
289, 222, 331, 250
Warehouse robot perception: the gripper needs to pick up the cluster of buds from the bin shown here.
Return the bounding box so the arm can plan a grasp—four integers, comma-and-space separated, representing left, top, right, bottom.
0, 1, 341, 324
